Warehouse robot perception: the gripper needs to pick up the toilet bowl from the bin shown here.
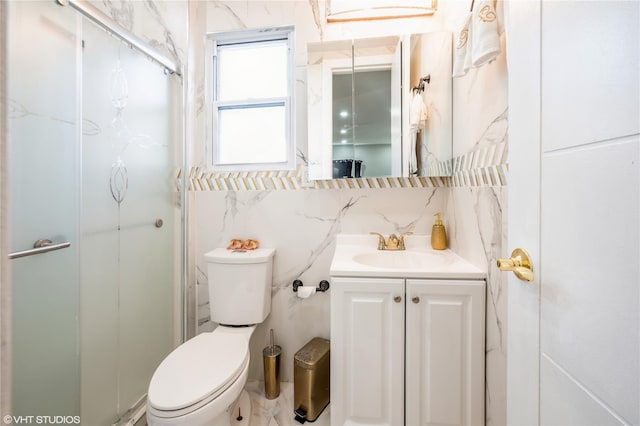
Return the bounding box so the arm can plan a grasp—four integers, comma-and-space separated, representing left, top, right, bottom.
147, 247, 275, 426
147, 326, 255, 426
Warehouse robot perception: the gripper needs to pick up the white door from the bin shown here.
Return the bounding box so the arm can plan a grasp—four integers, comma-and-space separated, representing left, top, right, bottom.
506, 1, 639, 425
405, 280, 485, 426
330, 277, 405, 426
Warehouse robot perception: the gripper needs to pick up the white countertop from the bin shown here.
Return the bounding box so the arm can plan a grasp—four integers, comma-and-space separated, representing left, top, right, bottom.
329, 234, 486, 280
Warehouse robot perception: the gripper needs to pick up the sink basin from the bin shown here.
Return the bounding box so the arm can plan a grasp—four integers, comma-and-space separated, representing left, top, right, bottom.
352, 251, 442, 269
330, 234, 485, 279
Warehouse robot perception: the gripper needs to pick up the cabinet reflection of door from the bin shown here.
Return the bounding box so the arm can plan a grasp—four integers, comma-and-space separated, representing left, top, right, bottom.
330, 277, 485, 426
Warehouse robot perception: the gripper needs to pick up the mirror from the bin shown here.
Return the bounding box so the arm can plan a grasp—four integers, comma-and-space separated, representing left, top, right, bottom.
307, 32, 452, 180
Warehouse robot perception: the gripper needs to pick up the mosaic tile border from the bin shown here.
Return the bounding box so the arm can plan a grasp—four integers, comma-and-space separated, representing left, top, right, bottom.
183, 165, 449, 191
180, 142, 508, 191
425, 159, 453, 177
450, 164, 509, 187
449, 141, 508, 187
453, 142, 508, 174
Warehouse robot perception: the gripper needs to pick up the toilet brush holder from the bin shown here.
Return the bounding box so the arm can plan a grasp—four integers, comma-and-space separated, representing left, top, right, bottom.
263, 329, 281, 399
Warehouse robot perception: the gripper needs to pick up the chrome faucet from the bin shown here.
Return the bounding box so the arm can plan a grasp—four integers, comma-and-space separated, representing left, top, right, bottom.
370, 232, 413, 250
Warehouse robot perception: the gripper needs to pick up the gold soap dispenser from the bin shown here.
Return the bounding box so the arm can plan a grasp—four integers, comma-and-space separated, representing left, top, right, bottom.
431, 213, 447, 250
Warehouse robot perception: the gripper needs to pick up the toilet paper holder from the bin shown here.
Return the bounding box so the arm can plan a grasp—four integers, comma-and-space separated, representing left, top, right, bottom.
292, 279, 330, 293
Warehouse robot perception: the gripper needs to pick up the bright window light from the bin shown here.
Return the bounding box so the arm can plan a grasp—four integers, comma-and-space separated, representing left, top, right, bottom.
218, 43, 288, 101
218, 104, 286, 164
208, 26, 295, 171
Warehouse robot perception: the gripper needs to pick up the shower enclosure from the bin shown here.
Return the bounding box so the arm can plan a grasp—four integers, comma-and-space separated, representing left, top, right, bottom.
6, 1, 183, 424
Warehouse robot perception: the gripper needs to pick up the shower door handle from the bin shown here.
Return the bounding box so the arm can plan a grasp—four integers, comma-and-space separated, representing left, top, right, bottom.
8, 239, 71, 260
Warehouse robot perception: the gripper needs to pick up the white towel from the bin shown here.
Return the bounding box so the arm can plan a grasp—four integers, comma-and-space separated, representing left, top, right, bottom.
471, 0, 501, 67
409, 131, 419, 175
452, 12, 472, 78
409, 92, 428, 131
496, 0, 505, 35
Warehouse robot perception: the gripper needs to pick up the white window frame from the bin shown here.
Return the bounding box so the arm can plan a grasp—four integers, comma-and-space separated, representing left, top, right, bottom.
207, 26, 295, 171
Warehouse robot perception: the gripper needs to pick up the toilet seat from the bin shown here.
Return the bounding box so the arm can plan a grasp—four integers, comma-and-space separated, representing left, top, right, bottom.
147, 329, 250, 418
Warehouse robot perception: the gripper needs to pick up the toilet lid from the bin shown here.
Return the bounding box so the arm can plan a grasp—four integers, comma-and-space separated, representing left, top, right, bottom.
148, 331, 249, 411
204, 247, 275, 264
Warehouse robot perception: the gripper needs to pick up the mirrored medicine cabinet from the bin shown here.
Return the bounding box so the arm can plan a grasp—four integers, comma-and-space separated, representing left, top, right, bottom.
307, 32, 453, 180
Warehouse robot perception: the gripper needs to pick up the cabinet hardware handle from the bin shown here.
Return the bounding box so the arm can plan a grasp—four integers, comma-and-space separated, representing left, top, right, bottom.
393, 296, 402, 303
412, 296, 420, 304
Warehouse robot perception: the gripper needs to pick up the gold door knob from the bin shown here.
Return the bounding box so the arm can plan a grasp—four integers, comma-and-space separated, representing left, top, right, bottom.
497, 248, 534, 282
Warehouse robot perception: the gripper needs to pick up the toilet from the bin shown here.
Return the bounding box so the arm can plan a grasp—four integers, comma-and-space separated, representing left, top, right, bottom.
146, 247, 275, 426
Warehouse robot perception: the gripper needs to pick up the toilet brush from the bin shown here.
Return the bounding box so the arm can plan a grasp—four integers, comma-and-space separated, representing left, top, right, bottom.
263, 328, 281, 399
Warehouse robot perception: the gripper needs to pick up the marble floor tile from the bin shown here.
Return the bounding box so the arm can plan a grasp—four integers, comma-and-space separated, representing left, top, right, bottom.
244, 381, 331, 426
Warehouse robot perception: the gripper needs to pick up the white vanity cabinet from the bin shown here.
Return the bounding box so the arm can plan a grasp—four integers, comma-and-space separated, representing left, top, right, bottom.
331, 277, 485, 426
405, 279, 485, 426
330, 277, 406, 426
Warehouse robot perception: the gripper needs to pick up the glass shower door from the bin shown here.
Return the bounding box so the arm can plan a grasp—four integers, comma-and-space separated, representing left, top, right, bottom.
7, 2, 180, 424
7, 0, 80, 419
79, 18, 177, 425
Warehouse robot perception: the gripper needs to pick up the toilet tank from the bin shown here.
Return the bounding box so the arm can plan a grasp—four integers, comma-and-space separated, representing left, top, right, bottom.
205, 248, 275, 326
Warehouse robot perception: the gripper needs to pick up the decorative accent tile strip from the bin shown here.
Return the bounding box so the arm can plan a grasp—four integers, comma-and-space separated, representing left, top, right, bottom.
180, 142, 508, 191
183, 165, 448, 191
449, 141, 509, 187
425, 159, 453, 177
452, 142, 508, 174
449, 164, 509, 187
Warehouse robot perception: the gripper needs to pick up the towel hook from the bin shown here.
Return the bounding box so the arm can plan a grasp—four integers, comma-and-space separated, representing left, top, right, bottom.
412, 74, 431, 94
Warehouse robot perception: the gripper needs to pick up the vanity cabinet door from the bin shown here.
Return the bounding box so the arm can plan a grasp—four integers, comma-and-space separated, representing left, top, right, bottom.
331, 277, 405, 426
405, 280, 485, 426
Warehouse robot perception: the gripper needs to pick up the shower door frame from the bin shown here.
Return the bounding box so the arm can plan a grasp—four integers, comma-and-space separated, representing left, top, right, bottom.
0, 0, 10, 418
59, 0, 188, 351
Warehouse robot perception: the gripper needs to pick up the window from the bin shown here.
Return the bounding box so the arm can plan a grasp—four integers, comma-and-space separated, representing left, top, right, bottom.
208, 26, 295, 171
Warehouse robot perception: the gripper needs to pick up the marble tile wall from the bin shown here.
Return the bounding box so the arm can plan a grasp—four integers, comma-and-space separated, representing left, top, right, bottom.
91, 0, 188, 69
444, 29, 509, 426
194, 187, 444, 380
193, 1, 509, 425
